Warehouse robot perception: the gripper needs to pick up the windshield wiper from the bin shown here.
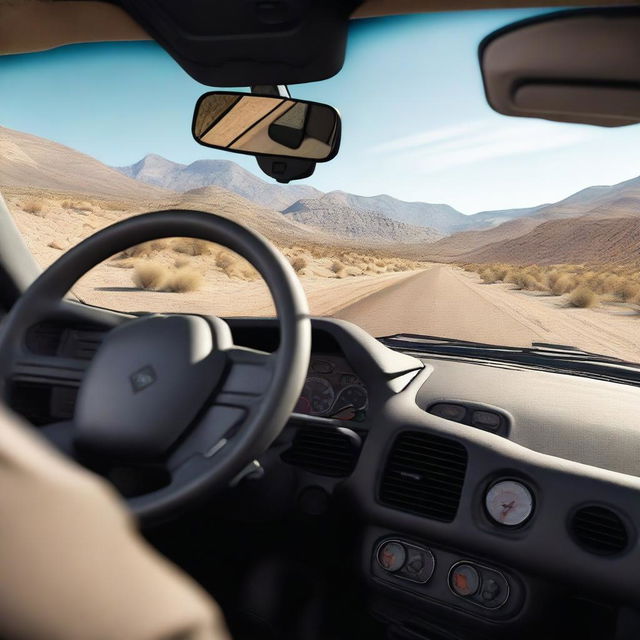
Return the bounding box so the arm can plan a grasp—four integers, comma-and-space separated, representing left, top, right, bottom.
379, 333, 630, 365
378, 333, 640, 383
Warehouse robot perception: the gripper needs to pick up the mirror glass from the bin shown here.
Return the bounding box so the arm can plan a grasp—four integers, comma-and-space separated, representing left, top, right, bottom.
193, 92, 340, 161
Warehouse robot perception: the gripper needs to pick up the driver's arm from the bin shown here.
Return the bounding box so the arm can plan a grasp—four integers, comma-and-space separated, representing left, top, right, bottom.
0, 405, 231, 640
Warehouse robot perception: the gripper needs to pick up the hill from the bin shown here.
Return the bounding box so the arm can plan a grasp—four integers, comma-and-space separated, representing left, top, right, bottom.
0, 127, 170, 199
462, 216, 640, 265
282, 198, 443, 244
116, 154, 321, 210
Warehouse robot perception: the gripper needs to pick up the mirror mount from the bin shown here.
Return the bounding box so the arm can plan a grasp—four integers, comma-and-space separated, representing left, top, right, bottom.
250, 84, 317, 183
256, 155, 316, 184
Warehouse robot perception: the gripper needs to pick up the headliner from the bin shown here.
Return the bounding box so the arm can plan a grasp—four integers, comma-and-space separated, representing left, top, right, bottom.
0, 0, 636, 56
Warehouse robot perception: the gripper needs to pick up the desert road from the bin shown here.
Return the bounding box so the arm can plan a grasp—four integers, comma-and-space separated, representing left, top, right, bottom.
334, 265, 640, 362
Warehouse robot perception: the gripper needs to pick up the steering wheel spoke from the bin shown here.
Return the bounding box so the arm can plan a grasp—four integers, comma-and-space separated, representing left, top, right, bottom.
168, 346, 275, 469
10, 353, 90, 387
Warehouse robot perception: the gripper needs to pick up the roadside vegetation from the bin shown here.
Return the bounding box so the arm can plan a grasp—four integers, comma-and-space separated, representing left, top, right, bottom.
114, 238, 426, 289
461, 262, 640, 309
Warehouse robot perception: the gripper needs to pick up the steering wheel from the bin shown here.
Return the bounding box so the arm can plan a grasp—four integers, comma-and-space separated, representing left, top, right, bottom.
0, 210, 311, 524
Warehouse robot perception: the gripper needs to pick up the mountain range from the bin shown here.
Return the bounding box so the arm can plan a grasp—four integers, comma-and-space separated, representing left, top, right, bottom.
4, 125, 640, 264
115, 154, 547, 235
117, 154, 322, 211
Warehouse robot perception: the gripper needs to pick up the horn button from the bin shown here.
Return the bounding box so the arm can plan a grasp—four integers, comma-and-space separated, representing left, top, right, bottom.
74, 315, 227, 458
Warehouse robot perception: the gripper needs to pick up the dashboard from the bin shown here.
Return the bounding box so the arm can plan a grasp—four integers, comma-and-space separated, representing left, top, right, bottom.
224, 318, 640, 638
7, 311, 640, 639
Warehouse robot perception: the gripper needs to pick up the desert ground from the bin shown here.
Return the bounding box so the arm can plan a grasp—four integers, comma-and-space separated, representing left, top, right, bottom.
3, 187, 429, 317
5, 187, 640, 364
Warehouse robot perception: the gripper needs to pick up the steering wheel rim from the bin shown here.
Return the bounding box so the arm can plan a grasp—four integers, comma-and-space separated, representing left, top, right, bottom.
0, 210, 311, 524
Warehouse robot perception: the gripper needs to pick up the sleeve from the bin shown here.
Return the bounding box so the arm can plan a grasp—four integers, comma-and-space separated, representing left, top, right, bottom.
0, 405, 231, 640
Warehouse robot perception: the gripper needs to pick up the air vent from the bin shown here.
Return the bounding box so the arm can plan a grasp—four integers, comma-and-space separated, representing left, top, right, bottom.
379, 431, 468, 522
281, 426, 362, 477
570, 505, 629, 556
26, 323, 105, 360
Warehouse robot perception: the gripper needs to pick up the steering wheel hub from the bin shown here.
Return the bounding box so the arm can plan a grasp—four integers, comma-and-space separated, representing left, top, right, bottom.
75, 314, 228, 458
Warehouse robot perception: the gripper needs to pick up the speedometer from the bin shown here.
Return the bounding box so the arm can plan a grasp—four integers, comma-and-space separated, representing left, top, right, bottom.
302, 377, 335, 416
334, 384, 368, 411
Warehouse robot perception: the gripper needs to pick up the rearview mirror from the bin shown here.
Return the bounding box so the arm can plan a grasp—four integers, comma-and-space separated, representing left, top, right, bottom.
192, 92, 341, 161
480, 7, 640, 127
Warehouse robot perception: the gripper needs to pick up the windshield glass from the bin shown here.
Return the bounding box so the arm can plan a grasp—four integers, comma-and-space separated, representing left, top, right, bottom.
3, 10, 640, 364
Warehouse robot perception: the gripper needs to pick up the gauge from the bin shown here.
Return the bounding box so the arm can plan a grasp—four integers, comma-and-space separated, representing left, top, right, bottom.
310, 359, 334, 374
302, 377, 335, 416
377, 541, 406, 572
334, 384, 368, 412
340, 373, 359, 385
485, 480, 534, 527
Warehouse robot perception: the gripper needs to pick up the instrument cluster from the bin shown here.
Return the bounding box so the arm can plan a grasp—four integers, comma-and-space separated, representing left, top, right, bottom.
294, 355, 368, 421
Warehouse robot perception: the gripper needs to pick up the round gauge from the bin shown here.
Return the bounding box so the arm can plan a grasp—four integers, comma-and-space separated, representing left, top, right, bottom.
335, 384, 368, 411
377, 541, 406, 572
302, 377, 335, 416
485, 480, 534, 527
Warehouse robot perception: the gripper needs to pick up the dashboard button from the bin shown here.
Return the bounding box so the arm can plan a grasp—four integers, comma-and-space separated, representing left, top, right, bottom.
450, 563, 480, 597
472, 410, 501, 430
429, 403, 467, 422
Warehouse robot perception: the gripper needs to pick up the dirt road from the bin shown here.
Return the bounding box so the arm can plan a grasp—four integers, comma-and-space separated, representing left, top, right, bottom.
335, 265, 640, 362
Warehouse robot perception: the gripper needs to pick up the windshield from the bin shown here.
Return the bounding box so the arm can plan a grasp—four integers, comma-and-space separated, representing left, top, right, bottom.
3, 10, 640, 365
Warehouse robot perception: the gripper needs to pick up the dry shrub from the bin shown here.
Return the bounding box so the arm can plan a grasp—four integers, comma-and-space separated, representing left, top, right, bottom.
493, 267, 509, 281
617, 281, 640, 302
132, 262, 169, 291
480, 268, 498, 284
568, 286, 598, 308
550, 274, 576, 296
61, 200, 73, 209
120, 242, 154, 259
22, 199, 44, 216
344, 266, 362, 276
331, 260, 345, 274
506, 270, 539, 290
240, 266, 260, 281
290, 256, 308, 272
150, 239, 169, 251
174, 257, 191, 269
215, 251, 236, 269
166, 268, 203, 293
73, 201, 93, 213
173, 238, 211, 256
522, 273, 542, 291
110, 257, 138, 269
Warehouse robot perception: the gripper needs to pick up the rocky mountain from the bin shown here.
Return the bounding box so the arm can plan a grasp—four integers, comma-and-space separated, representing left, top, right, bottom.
0, 127, 170, 199
424, 174, 640, 262
283, 198, 443, 244
297, 191, 467, 234
463, 204, 547, 231
116, 154, 321, 210
464, 216, 640, 265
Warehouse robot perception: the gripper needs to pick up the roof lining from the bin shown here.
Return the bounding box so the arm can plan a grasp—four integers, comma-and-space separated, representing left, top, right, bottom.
1, 0, 637, 57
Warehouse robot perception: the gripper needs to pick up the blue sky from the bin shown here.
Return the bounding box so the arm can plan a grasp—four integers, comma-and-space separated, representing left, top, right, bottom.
3, 9, 640, 214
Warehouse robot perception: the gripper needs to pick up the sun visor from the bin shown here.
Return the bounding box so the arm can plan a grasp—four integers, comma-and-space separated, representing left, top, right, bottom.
480, 7, 640, 127
117, 0, 362, 86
